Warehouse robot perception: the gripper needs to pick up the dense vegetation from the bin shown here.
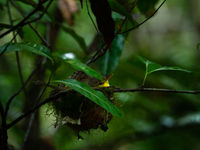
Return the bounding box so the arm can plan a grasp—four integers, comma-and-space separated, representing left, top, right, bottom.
0, 0, 200, 150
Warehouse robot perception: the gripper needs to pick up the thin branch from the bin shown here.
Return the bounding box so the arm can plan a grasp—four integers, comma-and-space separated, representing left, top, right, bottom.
10, 0, 50, 48
0, 0, 51, 39
7, 0, 26, 96
4, 68, 38, 118
118, 0, 137, 33
86, 42, 106, 65
0, 103, 8, 150
111, 87, 200, 95
120, 0, 167, 34
6, 89, 68, 129
0, 32, 18, 56
86, 0, 99, 33
18, 0, 53, 26
16, 52, 25, 87
0, 2, 41, 39
0, 102, 4, 124
20, 72, 53, 150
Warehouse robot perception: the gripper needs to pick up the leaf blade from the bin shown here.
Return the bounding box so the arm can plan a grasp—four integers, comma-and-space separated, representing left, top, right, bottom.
0, 42, 53, 62
64, 58, 103, 81
138, 56, 192, 75
54, 79, 121, 117
138, 56, 192, 85
100, 34, 125, 76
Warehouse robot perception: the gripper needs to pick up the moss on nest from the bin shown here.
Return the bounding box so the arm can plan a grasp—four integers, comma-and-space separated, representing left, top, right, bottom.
49, 88, 114, 133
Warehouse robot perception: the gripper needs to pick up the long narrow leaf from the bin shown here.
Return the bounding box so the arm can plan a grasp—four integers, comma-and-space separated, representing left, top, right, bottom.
100, 34, 125, 76
53, 79, 121, 117
0, 42, 53, 62
63, 58, 103, 81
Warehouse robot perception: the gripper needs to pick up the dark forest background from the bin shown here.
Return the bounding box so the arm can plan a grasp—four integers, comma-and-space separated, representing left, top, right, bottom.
0, 0, 200, 150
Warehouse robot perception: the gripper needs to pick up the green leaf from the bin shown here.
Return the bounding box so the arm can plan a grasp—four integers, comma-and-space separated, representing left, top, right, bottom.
64, 58, 103, 81
16, 0, 48, 11
62, 26, 87, 51
54, 79, 121, 117
138, 56, 192, 85
16, 0, 38, 7
138, 56, 191, 74
108, 0, 135, 24
137, 0, 160, 16
29, 11, 52, 22
0, 42, 53, 62
100, 34, 125, 76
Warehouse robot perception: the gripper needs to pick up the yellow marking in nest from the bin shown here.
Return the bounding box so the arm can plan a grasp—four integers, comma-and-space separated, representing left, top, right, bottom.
99, 75, 112, 87
99, 80, 110, 87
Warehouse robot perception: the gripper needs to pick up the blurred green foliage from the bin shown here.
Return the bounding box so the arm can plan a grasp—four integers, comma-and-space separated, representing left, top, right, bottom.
0, 0, 200, 150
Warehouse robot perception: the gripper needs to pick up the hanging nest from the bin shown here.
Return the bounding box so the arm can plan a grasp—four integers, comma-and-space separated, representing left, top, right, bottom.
49, 72, 115, 133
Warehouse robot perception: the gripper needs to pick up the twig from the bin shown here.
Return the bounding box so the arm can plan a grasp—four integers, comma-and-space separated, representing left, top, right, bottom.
10, 0, 50, 48
0, 32, 18, 56
0, 0, 51, 39
120, 0, 167, 34
20, 72, 54, 150
17, 0, 53, 26
4, 68, 38, 118
0, 1, 42, 39
86, 0, 99, 33
111, 87, 200, 95
16, 52, 25, 86
6, 89, 68, 129
86, 42, 106, 65
7, 0, 26, 96
0, 103, 8, 150
118, 0, 137, 33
